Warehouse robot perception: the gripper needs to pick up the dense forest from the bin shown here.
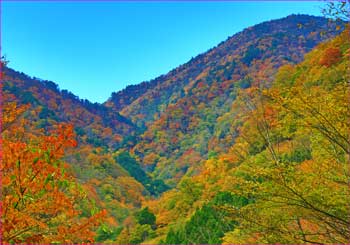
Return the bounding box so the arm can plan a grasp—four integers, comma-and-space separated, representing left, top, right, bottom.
1, 2, 349, 244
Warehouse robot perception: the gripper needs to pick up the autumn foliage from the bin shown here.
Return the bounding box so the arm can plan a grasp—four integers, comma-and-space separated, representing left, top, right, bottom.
319, 47, 342, 67
1, 14, 349, 244
1, 101, 105, 243
135, 26, 350, 244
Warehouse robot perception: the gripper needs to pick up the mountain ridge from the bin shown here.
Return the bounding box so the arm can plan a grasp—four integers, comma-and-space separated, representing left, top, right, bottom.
2, 13, 347, 244
111, 14, 343, 185
105, 14, 336, 123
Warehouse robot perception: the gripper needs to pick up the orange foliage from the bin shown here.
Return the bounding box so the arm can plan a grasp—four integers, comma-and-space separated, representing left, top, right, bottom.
319, 47, 342, 67
143, 152, 159, 165
1, 102, 105, 243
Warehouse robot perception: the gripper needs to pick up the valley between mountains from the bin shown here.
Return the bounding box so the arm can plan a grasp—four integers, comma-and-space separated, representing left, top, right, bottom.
2, 14, 349, 244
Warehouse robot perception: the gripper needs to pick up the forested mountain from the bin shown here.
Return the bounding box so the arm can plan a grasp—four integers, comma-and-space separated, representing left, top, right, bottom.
142, 27, 350, 244
2, 66, 168, 241
106, 15, 336, 125
109, 15, 343, 186
3, 66, 137, 148
2, 12, 349, 244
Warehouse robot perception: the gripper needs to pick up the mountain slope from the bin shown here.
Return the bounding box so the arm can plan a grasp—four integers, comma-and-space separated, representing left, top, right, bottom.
106, 15, 339, 126
2, 67, 167, 229
3, 66, 137, 148
141, 25, 350, 245
2, 13, 347, 244
109, 15, 343, 185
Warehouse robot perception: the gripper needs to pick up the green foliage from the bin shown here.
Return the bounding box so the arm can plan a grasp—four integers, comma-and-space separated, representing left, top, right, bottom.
115, 151, 169, 196
75, 126, 86, 136
208, 150, 218, 159
212, 191, 249, 208
242, 45, 262, 65
165, 228, 184, 244
164, 192, 248, 244
236, 77, 252, 89
280, 147, 312, 163
135, 207, 156, 228
95, 224, 123, 243
115, 152, 148, 184
86, 136, 104, 147
129, 224, 156, 244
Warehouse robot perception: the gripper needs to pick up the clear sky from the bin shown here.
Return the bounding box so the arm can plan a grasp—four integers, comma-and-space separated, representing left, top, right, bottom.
2, 1, 326, 103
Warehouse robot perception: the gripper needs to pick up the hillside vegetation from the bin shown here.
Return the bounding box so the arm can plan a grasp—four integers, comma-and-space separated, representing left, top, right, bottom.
1, 12, 349, 244
139, 26, 350, 244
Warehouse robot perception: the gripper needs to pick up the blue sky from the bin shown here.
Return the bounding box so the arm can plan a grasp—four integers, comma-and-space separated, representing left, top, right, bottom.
2, 1, 326, 103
